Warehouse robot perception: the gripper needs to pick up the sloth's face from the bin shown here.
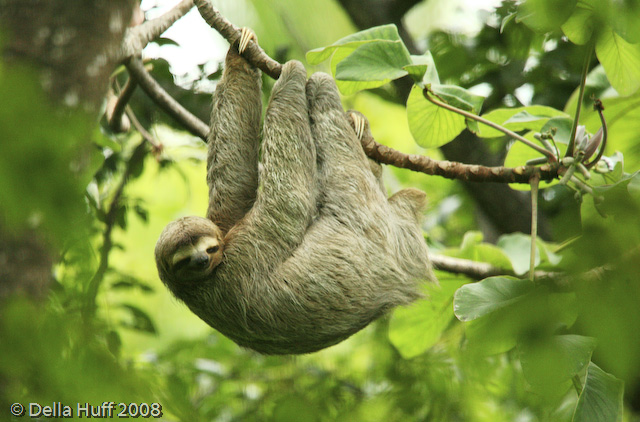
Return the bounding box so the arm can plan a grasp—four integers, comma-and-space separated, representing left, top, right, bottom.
169, 235, 223, 280
155, 216, 225, 285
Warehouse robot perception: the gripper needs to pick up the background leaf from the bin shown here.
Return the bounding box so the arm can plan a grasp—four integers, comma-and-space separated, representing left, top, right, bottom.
595, 28, 640, 96
389, 277, 466, 359
518, 335, 596, 386
453, 276, 533, 322
517, 0, 577, 33
572, 363, 624, 422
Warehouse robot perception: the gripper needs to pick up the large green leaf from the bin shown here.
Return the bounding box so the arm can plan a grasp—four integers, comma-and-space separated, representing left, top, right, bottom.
331, 46, 387, 95
389, 277, 466, 359
453, 276, 534, 322
407, 86, 466, 148
306, 24, 403, 65
517, 0, 577, 33
335, 40, 410, 83
596, 27, 640, 96
307, 25, 413, 95
572, 363, 624, 422
518, 335, 597, 386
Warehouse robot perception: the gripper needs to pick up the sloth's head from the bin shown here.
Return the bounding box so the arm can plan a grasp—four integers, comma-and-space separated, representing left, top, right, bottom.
155, 216, 224, 288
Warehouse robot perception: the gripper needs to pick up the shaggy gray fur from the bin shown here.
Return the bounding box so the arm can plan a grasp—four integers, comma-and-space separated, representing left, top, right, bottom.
155, 46, 434, 354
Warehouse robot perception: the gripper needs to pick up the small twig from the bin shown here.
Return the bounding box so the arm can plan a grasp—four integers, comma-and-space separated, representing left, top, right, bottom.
108, 77, 137, 132
126, 107, 162, 152
125, 57, 209, 140
424, 90, 556, 161
566, 46, 593, 158
529, 173, 540, 282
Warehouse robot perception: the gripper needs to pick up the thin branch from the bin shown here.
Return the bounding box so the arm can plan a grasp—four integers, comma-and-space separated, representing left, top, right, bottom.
431, 254, 508, 280
566, 46, 593, 158
424, 90, 556, 161
360, 133, 560, 183
126, 107, 162, 152
108, 77, 137, 132
431, 253, 554, 281
84, 140, 149, 317
125, 57, 209, 140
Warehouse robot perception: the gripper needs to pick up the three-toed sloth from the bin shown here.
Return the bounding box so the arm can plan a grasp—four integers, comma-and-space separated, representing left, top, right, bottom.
155, 39, 434, 354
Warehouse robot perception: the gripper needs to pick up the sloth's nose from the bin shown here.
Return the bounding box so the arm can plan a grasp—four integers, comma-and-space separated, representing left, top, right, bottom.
189, 253, 210, 269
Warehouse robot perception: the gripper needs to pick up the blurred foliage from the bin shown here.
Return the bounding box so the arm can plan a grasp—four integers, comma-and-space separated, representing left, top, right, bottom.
2, 0, 640, 421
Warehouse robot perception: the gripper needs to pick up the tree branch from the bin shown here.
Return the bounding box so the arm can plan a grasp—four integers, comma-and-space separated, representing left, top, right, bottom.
125, 57, 209, 140
360, 133, 559, 183
193, 0, 282, 79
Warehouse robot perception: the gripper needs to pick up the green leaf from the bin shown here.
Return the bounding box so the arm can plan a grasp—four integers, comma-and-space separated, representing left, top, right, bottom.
335, 40, 410, 82
607, 0, 640, 43
407, 86, 470, 148
408, 51, 440, 85
306, 24, 403, 65
389, 277, 466, 359
497, 233, 538, 275
449, 231, 513, 270
333, 47, 387, 95
572, 363, 624, 422
595, 27, 640, 95
517, 0, 577, 33
561, 0, 596, 45
119, 304, 157, 334
453, 276, 534, 322
404, 64, 428, 84
478, 106, 568, 138
306, 24, 411, 95
518, 335, 597, 386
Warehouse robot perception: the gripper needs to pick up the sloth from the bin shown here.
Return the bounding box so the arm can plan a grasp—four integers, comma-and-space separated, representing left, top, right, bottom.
155, 31, 434, 354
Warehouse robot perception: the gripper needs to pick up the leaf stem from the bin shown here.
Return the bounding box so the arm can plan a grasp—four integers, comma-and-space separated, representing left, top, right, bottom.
585, 99, 608, 169
423, 89, 556, 161
529, 173, 540, 282
566, 45, 593, 158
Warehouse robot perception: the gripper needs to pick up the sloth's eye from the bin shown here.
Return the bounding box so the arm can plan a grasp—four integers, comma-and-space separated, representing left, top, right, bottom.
207, 246, 219, 254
